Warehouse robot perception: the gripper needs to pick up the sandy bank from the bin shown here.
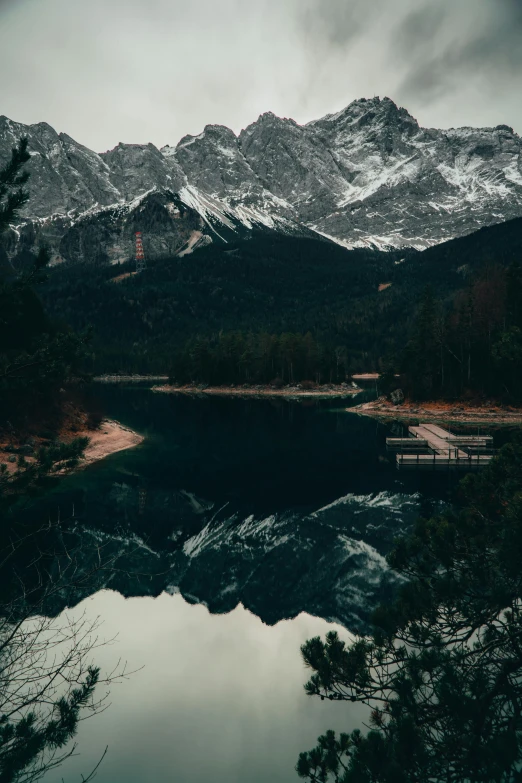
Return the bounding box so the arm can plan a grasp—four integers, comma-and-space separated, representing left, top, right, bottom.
152, 383, 361, 399
0, 419, 143, 477
346, 399, 522, 425
79, 419, 144, 466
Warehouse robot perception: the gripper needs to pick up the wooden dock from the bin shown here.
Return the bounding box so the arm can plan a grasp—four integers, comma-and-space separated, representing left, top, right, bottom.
409, 426, 468, 458
386, 424, 494, 470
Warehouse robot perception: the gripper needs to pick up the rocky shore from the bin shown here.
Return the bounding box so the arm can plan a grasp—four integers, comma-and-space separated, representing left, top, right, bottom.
347, 398, 522, 425
94, 374, 169, 383
152, 382, 362, 399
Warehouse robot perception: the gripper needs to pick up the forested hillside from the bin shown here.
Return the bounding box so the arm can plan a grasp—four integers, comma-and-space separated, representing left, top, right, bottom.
40, 235, 405, 376
402, 263, 522, 401
39, 218, 522, 388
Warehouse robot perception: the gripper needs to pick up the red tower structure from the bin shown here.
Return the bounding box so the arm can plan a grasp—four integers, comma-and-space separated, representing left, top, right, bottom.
135, 231, 146, 273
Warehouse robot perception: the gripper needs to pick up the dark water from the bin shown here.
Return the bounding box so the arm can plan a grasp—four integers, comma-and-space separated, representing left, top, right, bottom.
15, 385, 512, 783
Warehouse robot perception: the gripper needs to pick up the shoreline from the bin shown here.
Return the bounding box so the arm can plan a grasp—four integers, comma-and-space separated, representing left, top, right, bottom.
0, 419, 144, 477
79, 419, 144, 467
152, 383, 362, 399
95, 373, 379, 386
346, 399, 522, 425
94, 374, 169, 383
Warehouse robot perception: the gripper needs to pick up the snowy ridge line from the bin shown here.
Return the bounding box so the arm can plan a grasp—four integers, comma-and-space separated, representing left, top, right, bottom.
10, 182, 295, 244
10, 187, 160, 230
3, 95, 522, 255
179, 184, 238, 236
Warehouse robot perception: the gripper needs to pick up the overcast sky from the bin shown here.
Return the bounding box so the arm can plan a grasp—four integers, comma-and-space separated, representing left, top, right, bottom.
0, 0, 521, 152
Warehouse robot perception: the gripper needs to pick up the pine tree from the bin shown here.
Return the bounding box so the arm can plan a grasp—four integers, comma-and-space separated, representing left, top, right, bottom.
0, 139, 88, 422
297, 441, 522, 783
0, 139, 106, 783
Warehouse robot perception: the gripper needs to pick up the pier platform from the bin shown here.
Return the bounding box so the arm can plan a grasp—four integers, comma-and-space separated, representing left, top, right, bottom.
386, 424, 494, 470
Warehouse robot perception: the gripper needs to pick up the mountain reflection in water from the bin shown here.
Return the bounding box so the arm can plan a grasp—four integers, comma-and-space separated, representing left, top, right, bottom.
21, 385, 451, 632
8, 385, 474, 783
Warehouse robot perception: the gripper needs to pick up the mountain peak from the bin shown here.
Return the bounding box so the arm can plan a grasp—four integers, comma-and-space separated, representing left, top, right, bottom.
176, 124, 238, 155
1, 99, 521, 255
239, 112, 298, 145
309, 96, 417, 131
251, 111, 297, 127
257, 110, 278, 121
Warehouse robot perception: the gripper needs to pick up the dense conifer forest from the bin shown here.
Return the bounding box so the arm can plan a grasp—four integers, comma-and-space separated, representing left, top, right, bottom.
36, 218, 522, 401
298, 437, 522, 783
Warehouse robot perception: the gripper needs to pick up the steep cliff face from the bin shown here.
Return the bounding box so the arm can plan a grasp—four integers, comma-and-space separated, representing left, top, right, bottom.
299, 98, 522, 247
0, 115, 121, 217
239, 111, 349, 221
175, 124, 260, 202
1, 96, 522, 263
100, 142, 185, 201
8, 191, 210, 268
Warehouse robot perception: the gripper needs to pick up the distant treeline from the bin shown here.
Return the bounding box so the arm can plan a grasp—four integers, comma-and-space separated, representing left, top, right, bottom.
401, 263, 522, 401
168, 331, 351, 386
173, 261, 521, 396
33, 223, 522, 402
37, 234, 408, 376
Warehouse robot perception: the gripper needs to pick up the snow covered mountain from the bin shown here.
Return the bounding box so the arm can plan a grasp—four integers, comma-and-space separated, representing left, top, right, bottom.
1, 96, 521, 263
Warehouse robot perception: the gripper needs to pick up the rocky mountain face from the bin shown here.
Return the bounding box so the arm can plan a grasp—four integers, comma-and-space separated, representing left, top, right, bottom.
1, 97, 521, 265
5, 191, 214, 268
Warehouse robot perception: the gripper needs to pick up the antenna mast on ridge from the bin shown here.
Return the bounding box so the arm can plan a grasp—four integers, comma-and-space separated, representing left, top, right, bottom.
135, 231, 146, 273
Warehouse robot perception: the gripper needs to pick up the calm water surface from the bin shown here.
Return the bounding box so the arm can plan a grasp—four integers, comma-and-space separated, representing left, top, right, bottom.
22, 385, 511, 783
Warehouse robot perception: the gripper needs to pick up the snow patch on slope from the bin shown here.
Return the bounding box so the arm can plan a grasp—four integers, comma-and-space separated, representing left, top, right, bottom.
179, 184, 237, 239
182, 511, 292, 559
313, 490, 420, 516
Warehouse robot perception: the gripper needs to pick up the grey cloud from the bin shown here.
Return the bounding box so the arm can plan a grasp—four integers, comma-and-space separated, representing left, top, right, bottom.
396, 0, 522, 106
503, 0, 522, 21
0, 0, 521, 149
298, 0, 372, 48
395, 5, 448, 55
399, 60, 449, 105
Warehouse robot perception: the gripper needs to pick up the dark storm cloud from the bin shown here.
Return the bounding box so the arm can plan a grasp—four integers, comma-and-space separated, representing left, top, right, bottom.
396, 0, 522, 109
504, 0, 522, 21
395, 5, 448, 56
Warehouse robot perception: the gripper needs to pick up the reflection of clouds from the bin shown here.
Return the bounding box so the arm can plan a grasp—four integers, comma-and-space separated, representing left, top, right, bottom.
45, 591, 366, 783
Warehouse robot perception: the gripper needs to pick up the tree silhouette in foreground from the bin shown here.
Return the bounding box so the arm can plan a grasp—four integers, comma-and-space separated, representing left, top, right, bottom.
0, 514, 135, 783
0, 138, 88, 429
0, 140, 130, 781
297, 441, 522, 782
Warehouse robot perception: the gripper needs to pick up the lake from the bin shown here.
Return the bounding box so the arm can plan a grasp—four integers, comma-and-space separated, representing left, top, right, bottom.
13, 384, 508, 783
